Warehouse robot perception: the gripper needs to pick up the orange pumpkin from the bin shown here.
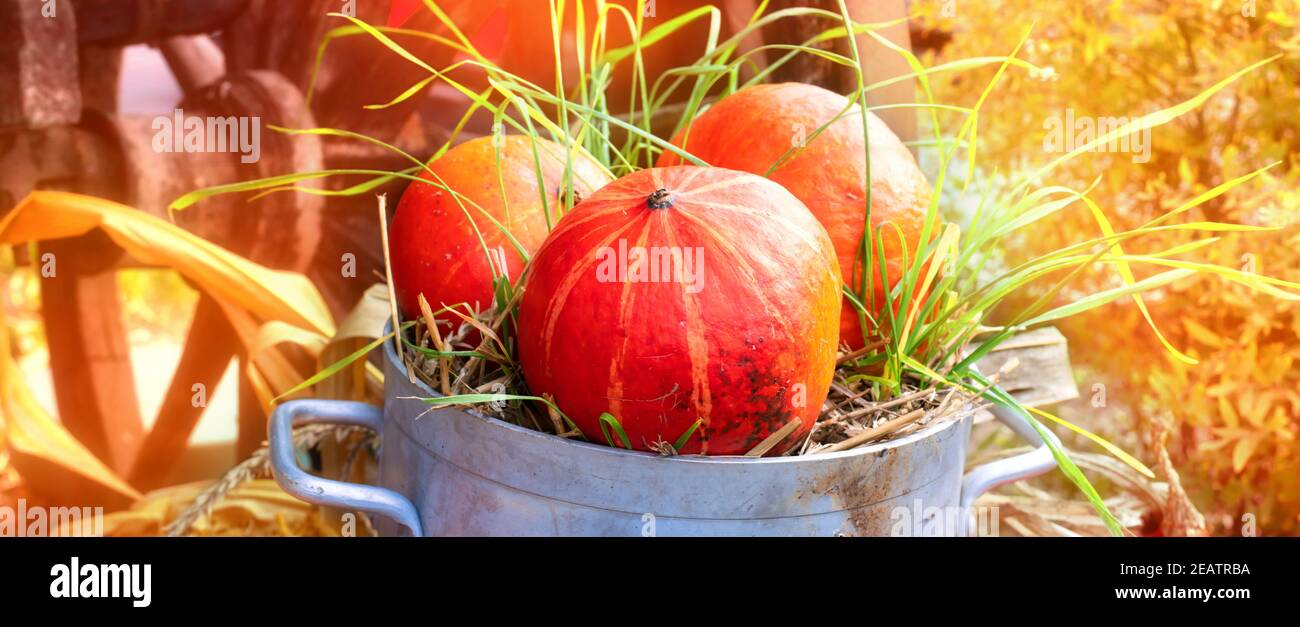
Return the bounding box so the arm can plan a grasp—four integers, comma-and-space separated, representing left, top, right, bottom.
393, 0, 722, 112
517, 166, 841, 455
659, 82, 937, 350
390, 136, 611, 327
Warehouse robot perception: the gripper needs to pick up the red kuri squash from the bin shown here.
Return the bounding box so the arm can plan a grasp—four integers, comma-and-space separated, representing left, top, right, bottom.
516, 166, 841, 455
390, 135, 611, 327
658, 82, 937, 350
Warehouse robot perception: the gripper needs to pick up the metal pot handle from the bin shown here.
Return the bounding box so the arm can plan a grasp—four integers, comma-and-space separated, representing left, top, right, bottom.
268, 399, 423, 537
959, 402, 1061, 509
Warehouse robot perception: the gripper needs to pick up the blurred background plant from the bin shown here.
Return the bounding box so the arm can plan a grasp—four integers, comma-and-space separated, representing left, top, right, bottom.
914, 0, 1300, 534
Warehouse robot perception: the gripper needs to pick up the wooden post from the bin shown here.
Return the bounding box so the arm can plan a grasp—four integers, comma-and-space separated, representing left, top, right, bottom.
759, 0, 917, 143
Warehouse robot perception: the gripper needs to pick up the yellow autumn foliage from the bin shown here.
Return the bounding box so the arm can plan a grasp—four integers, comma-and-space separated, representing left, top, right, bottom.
916, 0, 1300, 533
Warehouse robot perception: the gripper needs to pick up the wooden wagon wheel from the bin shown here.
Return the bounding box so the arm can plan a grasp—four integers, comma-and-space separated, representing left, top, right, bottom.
2, 0, 326, 493
116, 21, 330, 487
75, 0, 431, 490
114, 69, 326, 487
214, 1, 426, 318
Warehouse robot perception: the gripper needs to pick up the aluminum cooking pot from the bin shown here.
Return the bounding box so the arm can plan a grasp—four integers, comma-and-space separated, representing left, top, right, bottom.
269, 338, 1058, 536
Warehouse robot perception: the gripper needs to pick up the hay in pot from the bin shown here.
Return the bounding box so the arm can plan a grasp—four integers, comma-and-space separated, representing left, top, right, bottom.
399, 307, 983, 458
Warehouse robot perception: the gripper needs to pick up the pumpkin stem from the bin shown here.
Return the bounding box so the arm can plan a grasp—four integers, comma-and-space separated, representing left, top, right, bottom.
646, 188, 676, 210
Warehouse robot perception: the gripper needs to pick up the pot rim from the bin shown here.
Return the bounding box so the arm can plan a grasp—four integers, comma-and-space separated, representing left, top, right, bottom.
383, 327, 968, 466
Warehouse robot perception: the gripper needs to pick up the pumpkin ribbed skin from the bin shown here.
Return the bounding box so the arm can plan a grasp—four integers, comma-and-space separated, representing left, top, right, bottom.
658, 83, 936, 349
390, 136, 610, 325
516, 166, 841, 456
